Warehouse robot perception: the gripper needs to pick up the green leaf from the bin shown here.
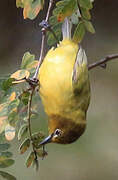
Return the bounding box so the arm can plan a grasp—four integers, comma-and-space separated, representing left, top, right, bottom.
36, 149, 48, 158
26, 61, 38, 74
83, 20, 95, 33
20, 91, 30, 105
26, 151, 35, 168
49, 16, 58, 26
70, 13, 79, 25
54, 0, 78, 22
73, 21, 85, 43
32, 132, 45, 148
19, 138, 30, 154
0, 152, 13, 161
0, 159, 14, 168
0, 171, 16, 180
0, 103, 8, 117
8, 111, 19, 126
78, 0, 93, 9
0, 144, 10, 152
8, 99, 20, 113
16, 0, 24, 8
47, 22, 62, 46
2, 78, 14, 92
81, 8, 91, 20
18, 124, 28, 141
21, 52, 35, 69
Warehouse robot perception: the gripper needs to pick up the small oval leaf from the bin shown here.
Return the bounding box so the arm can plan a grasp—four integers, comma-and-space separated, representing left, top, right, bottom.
10, 70, 30, 84
73, 21, 85, 43
18, 124, 28, 141
36, 149, 48, 158
0, 144, 10, 152
32, 132, 45, 148
26, 151, 35, 168
20, 91, 30, 105
83, 20, 95, 33
78, 0, 93, 10
0, 171, 16, 180
5, 124, 15, 141
0, 152, 13, 161
19, 138, 30, 154
21, 52, 35, 69
81, 8, 91, 20
9, 92, 16, 102
0, 159, 15, 168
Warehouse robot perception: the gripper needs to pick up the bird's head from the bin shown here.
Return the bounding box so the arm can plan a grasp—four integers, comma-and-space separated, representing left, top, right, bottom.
38, 114, 86, 146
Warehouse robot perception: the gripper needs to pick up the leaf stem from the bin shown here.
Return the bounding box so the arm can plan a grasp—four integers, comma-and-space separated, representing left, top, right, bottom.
88, 54, 118, 70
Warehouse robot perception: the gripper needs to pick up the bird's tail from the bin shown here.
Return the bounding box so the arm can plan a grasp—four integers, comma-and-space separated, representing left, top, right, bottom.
62, 17, 72, 40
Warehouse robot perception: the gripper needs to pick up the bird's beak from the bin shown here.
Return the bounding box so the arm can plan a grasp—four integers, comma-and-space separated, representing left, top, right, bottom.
38, 134, 53, 147
38, 129, 62, 147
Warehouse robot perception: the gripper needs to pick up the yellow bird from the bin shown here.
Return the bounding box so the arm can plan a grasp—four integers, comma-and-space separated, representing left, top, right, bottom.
38, 18, 90, 145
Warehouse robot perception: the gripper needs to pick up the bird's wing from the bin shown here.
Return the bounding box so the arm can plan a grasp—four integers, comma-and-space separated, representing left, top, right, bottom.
72, 46, 88, 83
72, 46, 90, 95
72, 47, 90, 111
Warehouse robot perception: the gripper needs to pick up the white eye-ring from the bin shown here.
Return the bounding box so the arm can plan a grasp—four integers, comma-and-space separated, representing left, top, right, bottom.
53, 129, 62, 138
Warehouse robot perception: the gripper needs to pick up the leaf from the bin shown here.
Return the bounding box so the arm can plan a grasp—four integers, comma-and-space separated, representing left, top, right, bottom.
21, 52, 35, 69
8, 99, 20, 113
9, 92, 16, 102
20, 91, 30, 105
5, 124, 16, 141
19, 138, 30, 154
0, 152, 13, 161
32, 132, 45, 148
0, 144, 10, 152
16, 0, 24, 8
18, 124, 28, 141
8, 111, 19, 127
26, 151, 35, 168
26, 60, 38, 74
81, 8, 91, 20
78, 0, 93, 10
83, 20, 95, 33
0, 116, 8, 134
2, 78, 14, 91
70, 13, 79, 25
23, 0, 44, 20
54, 0, 78, 22
72, 21, 85, 43
36, 149, 48, 158
0, 159, 14, 168
0, 103, 8, 117
10, 70, 30, 84
47, 22, 62, 46
0, 171, 16, 180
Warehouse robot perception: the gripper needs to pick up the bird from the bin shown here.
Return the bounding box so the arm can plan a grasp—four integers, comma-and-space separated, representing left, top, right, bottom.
38, 17, 90, 145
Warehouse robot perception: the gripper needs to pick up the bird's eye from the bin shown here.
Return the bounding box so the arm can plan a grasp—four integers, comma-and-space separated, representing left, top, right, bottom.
54, 129, 62, 138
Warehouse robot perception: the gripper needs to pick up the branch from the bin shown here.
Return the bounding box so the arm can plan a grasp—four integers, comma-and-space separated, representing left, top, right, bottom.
33, 0, 54, 79
27, 88, 38, 163
88, 54, 118, 70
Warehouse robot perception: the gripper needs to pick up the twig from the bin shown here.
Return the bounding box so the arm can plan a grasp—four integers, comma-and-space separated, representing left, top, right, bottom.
33, 0, 54, 79
88, 54, 118, 70
27, 88, 38, 164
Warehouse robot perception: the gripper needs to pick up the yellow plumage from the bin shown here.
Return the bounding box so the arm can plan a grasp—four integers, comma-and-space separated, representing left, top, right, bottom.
38, 19, 90, 144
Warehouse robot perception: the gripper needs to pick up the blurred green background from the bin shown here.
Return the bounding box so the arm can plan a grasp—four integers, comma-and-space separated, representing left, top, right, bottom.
0, 0, 118, 179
